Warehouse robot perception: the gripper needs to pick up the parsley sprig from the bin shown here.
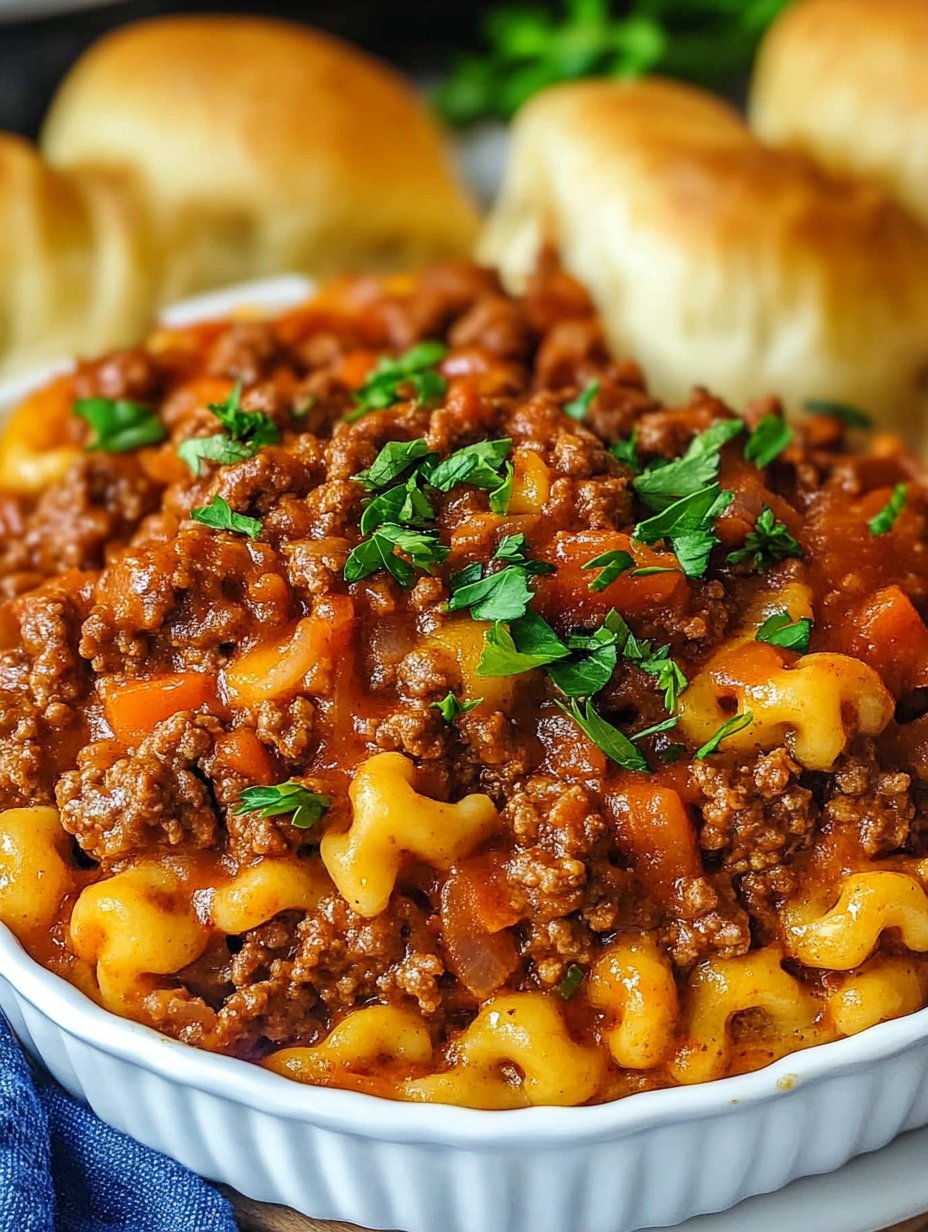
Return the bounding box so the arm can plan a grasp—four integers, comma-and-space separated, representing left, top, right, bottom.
564, 381, 600, 421
234, 782, 331, 830
694, 711, 754, 760
633, 419, 742, 513
745, 415, 793, 469
726, 507, 802, 571
869, 484, 907, 537
634, 483, 733, 579
435, 0, 791, 127
178, 382, 280, 475
345, 342, 447, 422
803, 399, 873, 430
191, 495, 262, 539
74, 397, 167, 453
432, 693, 483, 722
756, 611, 811, 653
448, 535, 554, 622
344, 523, 448, 588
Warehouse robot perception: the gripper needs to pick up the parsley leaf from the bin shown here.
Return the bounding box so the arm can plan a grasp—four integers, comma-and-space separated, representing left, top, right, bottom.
610, 432, 641, 474
190, 495, 262, 538
359, 476, 436, 535
869, 483, 907, 536
638, 649, 688, 712
428, 439, 513, 492
448, 565, 535, 621
556, 698, 649, 773
74, 397, 167, 454
803, 399, 873, 429
634, 484, 733, 578
755, 610, 811, 653
557, 963, 585, 1000
726, 507, 803, 570
354, 439, 433, 489
745, 415, 792, 469
432, 693, 483, 722
583, 548, 634, 592
234, 782, 331, 830
694, 711, 754, 760
563, 381, 600, 421
344, 523, 448, 588
633, 420, 743, 512
477, 611, 570, 677
546, 610, 630, 698
488, 460, 514, 514
179, 382, 280, 475
494, 533, 529, 563
346, 342, 448, 422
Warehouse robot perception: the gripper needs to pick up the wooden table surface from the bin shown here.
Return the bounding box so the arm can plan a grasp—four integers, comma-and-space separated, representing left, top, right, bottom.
225, 1190, 928, 1232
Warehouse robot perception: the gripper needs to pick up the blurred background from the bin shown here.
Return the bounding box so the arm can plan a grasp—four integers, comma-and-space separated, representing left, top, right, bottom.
0, 0, 784, 138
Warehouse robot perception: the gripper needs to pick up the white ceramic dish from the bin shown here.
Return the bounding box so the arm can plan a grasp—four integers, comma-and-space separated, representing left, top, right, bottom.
2, 278, 928, 1232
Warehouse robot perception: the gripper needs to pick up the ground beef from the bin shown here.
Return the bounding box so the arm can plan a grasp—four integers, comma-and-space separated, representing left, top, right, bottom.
56, 711, 220, 862
823, 743, 916, 856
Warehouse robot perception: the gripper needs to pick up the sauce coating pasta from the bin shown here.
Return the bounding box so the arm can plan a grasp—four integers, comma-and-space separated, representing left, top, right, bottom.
0, 259, 927, 1107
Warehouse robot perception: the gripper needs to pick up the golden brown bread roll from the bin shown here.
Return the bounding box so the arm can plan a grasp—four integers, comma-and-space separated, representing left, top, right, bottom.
480, 78, 928, 440
40, 15, 480, 302
751, 0, 928, 225
0, 133, 153, 380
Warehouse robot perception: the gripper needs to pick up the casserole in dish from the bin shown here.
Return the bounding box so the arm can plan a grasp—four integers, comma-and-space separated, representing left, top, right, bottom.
1, 271, 928, 1231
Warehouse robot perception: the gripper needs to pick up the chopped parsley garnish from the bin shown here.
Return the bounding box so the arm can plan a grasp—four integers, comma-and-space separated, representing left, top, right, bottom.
448, 564, 535, 621
190, 496, 262, 539
694, 711, 754, 760
803, 399, 873, 430
583, 549, 634, 592
596, 610, 686, 711
359, 477, 436, 535
477, 611, 571, 677
755, 611, 811, 653
556, 698, 649, 772
633, 419, 743, 513
432, 693, 483, 723
563, 381, 600, 422
548, 611, 624, 697
234, 782, 331, 830
634, 483, 733, 578
178, 382, 280, 475
726, 507, 803, 571
744, 415, 792, 469
869, 483, 907, 536
354, 439, 434, 489
345, 341, 448, 422
557, 963, 586, 1000
344, 523, 448, 588
74, 397, 167, 454
488, 460, 514, 514
448, 538, 554, 621
427, 439, 512, 492
610, 432, 641, 474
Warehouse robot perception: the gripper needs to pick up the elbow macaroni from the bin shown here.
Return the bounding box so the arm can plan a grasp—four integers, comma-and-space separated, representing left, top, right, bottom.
670, 947, 827, 1085
402, 993, 605, 1109
265, 1005, 433, 1086
588, 935, 678, 1069
679, 644, 893, 771
321, 752, 498, 917
0, 807, 78, 935
69, 862, 210, 1013
210, 857, 330, 933
827, 956, 928, 1037
782, 872, 928, 969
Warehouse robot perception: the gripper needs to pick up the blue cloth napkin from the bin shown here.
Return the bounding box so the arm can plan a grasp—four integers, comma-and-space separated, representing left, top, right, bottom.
0, 1013, 237, 1232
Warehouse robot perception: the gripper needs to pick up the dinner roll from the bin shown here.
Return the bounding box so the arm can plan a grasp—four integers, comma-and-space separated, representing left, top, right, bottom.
751, 0, 928, 225
0, 134, 153, 379
41, 15, 479, 301
480, 78, 928, 441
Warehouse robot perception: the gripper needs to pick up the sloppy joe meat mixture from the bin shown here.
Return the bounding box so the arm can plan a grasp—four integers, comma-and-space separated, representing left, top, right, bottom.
1, 259, 927, 1100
